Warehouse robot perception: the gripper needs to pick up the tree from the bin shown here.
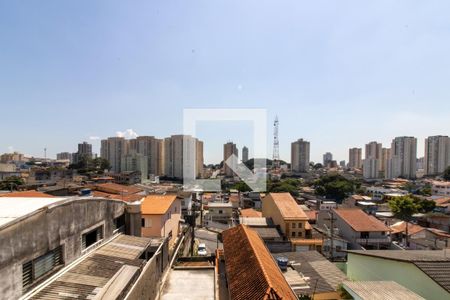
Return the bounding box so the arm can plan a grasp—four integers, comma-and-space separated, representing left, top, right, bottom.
231, 181, 252, 192
313, 174, 357, 202
0, 176, 25, 191
444, 166, 450, 181
313, 163, 323, 170
388, 196, 420, 247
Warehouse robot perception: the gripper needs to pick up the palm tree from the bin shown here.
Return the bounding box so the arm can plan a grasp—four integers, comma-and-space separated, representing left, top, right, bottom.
388, 196, 420, 248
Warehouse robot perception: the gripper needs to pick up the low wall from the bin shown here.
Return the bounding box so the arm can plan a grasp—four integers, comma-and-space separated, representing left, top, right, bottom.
125, 239, 169, 300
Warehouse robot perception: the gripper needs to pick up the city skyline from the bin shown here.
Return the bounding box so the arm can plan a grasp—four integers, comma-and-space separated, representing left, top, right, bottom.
2, 1, 450, 163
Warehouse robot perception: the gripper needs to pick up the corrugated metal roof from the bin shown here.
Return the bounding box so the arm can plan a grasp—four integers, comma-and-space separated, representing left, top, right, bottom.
28, 235, 155, 300
343, 281, 425, 300
273, 251, 347, 295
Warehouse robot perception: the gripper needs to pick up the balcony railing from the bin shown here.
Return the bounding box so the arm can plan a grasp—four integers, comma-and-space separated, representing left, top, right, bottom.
356, 237, 390, 244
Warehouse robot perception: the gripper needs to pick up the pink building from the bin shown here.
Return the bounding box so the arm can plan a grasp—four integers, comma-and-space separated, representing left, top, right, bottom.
141, 194, 181, 246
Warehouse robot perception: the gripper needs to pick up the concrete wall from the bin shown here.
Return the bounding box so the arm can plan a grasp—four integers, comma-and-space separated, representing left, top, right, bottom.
347, 253, 449, 300
0, 198, 125, 299
125, 239, 170, 300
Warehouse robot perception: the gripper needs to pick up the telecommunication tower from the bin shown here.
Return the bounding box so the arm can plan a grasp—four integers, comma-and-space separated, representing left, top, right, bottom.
273, 116, 280, 168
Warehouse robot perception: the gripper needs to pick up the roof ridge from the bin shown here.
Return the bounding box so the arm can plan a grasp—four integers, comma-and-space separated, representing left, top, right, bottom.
241, 225, 278, 292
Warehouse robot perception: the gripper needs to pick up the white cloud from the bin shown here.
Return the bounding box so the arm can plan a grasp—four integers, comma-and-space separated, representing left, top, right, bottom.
116, 129, 138, 139
89, 136, 100, 140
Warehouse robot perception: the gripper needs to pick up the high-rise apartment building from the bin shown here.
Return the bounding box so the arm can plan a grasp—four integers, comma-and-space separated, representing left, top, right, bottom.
348, 148, 362, 169
323, 152, 333, 167
242, 146, 249, 163
364, 141, 382, 178
133, 136, 165, 176
164, 135, 203, 179
424, 135, 450, 176
387, 136, 417, 179
120, 153, 148, 182
224, 142, 238, 177
291, 139, 310, 173
101, 137, 128, 173
72, 142, 93, 164
56, 152, 72, 161
380, 148, 391, 174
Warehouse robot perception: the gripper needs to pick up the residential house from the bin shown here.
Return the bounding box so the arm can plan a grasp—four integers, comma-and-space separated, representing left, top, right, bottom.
346, 250, 450, 300
141, 194, 181, 246
324, 208, 391, 249
221, 225, 297, 300
262, 193, 322, 252
204, 202, 234, 226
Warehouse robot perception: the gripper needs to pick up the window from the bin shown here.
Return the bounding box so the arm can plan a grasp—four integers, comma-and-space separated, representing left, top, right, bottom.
336, 245, 342, 252
298, 232, 302, 237
219, 210, 223, 214
298, 223, 302, 228
114, 214, 125, 233
22, 246, 63, 291
292, 223, 296, 228
291, 232, 296, 237
82, 226, 103, 250
141, 218, 145, 227
360, 232, 369, 239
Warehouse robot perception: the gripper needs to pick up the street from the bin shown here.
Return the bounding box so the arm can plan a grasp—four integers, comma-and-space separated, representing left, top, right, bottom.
194, 228, 222, 255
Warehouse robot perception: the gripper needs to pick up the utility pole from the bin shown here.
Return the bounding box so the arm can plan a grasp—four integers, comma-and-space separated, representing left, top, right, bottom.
324, 211, 337, 261
190, 193, 197, 256
272, 116, 280, 169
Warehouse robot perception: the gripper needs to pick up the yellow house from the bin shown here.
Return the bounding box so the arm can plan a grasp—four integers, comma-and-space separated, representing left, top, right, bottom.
262, 193, 322, 251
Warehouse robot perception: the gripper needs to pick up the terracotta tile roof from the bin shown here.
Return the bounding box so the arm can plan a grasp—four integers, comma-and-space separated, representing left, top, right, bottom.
92, 191, 144, 202
266, 193, 308, 220
290, 238, 323, 246
229, 194, 240, 203
434, 197, 450, 206
304, 210, 317, 221
222, 225, 296, 300
240, 208, 262, 218
0, 190, 55, 198
141, 194, 178, 215
390, 221, 425, 236
94, 183, 143, 195
333, 208, 390, 232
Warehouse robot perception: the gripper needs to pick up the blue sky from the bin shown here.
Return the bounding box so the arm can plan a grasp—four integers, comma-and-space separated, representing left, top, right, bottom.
1, 1, 449, 164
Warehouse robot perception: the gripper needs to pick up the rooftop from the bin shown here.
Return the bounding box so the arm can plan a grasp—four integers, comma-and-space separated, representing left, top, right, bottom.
347, 250, 450, 293
141, 194, 178, 215
239, 217, 273, 227
240, 208, 262, 218
266, 193, 308, 220
333, 208, 390, 232
27, 234, 157, 299
0, 190, 55, 198
93, 183, 143, 195
390, 221, 425, 236
272, 251, 347, 295
343, 281, 425, 300
0, 196, 66, 228
161, 269, 215, 300
222, 225, 296, 300
92, 190, 145, 202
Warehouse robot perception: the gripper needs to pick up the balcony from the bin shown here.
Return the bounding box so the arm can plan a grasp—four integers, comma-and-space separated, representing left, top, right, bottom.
356, 237, 390, 244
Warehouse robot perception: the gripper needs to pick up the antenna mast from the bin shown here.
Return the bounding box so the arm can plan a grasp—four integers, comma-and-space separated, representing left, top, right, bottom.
273, 116, 280, 169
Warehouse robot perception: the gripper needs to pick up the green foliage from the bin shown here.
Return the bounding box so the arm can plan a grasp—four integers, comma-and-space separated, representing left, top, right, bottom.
0, 176, 25, 190
389, 195, 436, 221
313, 174, 358, 202
313, 163, 323, 170
388, 196, 420, 221
231, 181, 252, 192
417, 184, 432, 196
69, 157, 110, 174
267, 178, 300, 196
444, 166, 450, 181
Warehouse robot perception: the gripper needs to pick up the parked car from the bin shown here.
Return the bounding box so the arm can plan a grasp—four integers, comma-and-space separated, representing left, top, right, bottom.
197, 243, 207, 256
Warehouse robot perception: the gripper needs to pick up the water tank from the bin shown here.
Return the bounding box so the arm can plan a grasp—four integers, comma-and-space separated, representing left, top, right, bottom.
276, 257, 289, 271
79, 188, 91, 196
